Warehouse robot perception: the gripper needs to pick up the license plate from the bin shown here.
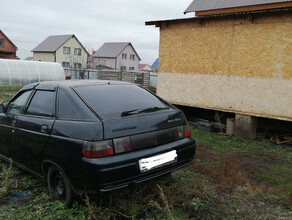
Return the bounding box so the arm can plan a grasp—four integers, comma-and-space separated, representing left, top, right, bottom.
139, 150, 177, 173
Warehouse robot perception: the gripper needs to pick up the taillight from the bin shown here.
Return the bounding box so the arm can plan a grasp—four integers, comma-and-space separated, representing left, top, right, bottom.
113, 136, 131, 154
174, 125, 192, 140
184, 125, 192, 137
174, 126, 184, 139
83, 140, 114, 158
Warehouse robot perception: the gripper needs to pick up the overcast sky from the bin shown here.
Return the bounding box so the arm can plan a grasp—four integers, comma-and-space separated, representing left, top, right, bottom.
1, 0, 193, 64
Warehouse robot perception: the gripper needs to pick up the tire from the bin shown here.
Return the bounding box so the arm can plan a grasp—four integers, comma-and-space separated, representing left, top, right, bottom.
47, 165, 74, 208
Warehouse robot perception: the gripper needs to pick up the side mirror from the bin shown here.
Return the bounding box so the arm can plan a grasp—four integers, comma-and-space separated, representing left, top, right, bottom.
0, 104, 4, 113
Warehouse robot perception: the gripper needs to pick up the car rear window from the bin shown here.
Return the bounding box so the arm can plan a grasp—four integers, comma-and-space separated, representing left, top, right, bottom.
75, 85, 169, 119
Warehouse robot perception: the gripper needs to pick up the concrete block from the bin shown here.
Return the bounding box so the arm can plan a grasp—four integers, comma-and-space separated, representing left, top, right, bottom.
234, 114, 257, 139
226, 118, 235, 136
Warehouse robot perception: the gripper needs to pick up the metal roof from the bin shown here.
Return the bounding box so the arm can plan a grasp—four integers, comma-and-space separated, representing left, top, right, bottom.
152, 58, 159, 68
93, 42, 141, 60
184, 0, 292, 14
32, 35, 73, 52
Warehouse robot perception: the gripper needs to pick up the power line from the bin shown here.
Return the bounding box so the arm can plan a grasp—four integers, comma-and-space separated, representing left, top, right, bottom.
13, 40, 40, 44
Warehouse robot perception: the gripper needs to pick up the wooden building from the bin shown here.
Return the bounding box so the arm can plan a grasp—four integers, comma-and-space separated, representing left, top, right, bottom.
0, 30, 19, 60
146, 0, 292, 138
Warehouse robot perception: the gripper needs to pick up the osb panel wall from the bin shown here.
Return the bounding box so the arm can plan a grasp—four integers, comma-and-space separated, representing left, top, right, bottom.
159, 14, 292, 78
157, 72, 292, 121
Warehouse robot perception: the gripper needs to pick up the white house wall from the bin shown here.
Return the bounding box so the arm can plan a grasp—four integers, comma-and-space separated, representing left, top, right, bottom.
55, 36, 88, 68
158, 72, 292, 122
33, 52, 55, 63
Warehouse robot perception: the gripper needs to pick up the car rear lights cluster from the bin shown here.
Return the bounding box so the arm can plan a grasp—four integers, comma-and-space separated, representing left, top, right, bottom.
83, 125, 191, 158
83, 137, 132, 158
174, 125, 192, 139
113, 136, 131, 154
83, 140, 114, 158
183, 125, 192, 137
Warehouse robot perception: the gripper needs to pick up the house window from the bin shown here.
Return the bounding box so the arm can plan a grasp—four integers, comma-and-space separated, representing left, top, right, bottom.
74, 48, 81, 56
63, 47, 71, 54
0, 39, 4, 46
62, 62, 70, 68
129, 67, 135, 71
122, 53, 127, 60
121, 66, 126, 71
130, 55, 135, 61
74, 63, 82, 69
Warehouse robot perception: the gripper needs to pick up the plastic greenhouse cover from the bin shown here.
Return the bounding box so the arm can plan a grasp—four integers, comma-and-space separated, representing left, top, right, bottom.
0, 59, 65, 86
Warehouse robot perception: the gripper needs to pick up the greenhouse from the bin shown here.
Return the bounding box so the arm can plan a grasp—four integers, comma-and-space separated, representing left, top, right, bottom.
0, 59, 65, 86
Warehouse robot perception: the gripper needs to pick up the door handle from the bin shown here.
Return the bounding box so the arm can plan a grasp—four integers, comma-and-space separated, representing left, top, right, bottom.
12, 116, 18, 127
41, 125, 49, 133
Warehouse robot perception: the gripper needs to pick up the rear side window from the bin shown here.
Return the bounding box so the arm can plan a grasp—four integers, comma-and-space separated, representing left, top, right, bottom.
58, 88, 94, 120
75, 85, 169, 119
7, 90, 32, 115
27, 90, 55, 117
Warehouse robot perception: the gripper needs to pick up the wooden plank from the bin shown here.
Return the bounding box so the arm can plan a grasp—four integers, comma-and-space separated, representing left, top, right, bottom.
96, 70, 151, 89
275, 134, 292, 145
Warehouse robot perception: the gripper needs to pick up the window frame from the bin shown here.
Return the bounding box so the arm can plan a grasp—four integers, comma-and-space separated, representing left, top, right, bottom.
0, 38, 4, 47
56, 86, 100, 121
122, 53, 127, 60
62, 62, 70, 68
25, 89, 57, 118
74, 48, 81, 56
6, 90, 33, 116
74, 63, 82, 69
56, 88, 95, 121
63, 46, 71, 54
130, 54, 135, 61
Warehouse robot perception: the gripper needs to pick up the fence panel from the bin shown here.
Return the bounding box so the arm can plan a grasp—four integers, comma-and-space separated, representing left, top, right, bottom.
63, 68, 151, 89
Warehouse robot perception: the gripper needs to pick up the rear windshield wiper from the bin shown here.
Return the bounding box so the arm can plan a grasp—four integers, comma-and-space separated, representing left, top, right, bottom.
121, 107, 169, 117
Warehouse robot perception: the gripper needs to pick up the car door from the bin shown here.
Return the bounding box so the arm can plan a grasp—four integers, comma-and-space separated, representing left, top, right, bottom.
16, 89, 56, 173
0, 90, 33, 160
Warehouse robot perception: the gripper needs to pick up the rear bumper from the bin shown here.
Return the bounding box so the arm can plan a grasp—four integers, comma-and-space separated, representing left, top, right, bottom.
75, 137, 196, 193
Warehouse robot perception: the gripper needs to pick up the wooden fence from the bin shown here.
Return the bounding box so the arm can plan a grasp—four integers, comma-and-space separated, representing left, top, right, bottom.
64, 68, 151, 89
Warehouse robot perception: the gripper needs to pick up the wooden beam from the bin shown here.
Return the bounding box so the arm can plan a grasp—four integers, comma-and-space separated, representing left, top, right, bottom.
195, 2, 292, 16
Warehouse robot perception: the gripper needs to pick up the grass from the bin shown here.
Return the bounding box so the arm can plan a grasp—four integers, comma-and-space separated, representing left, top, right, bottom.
0, 86, 22, 102
0, 86, 291, 219
0, 129, 291, 219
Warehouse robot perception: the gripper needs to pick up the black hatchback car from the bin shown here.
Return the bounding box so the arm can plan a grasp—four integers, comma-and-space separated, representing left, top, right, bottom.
0, 80, 196, 206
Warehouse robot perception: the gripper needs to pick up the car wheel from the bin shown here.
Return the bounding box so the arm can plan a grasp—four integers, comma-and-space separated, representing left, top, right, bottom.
47, 165, 74, 207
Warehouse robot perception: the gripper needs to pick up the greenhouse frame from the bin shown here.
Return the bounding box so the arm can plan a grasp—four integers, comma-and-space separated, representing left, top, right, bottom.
0, 59, 65, 86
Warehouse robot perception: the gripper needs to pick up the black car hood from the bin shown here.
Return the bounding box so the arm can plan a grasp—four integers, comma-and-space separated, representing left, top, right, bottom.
103, 109, 186, 139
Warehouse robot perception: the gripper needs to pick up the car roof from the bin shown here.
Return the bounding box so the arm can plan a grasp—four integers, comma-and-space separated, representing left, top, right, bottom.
21, 80, 134, 91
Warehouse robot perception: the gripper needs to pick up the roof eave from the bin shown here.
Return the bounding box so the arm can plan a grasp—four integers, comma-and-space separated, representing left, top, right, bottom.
54, 34, 74, 53
146, 8, 292, 27
72, 35, 90, 56
94, 56, 117, 59
116, 42, 141, 61
31, 50, 55, 53
0, 30, 17, 48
